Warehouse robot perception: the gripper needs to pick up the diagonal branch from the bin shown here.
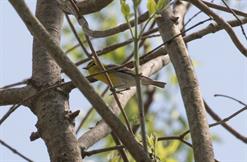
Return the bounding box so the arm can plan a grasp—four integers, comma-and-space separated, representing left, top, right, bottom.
186, 0, 247, 57
76, 0, 113, 15
73, 16, 247, 71
147, 17, 247, 63
0, 139, 33, 162
78, 55, 170, 149
9, 0, 151, 161
0, 79, 29, 89
204, 100, 247, 143
68, 0, 133, 133
221, 0, 247, 41
65, 13, 90, 57
203, 0, 247, 17
75, 11, 149, 38
184, 17, 247, 42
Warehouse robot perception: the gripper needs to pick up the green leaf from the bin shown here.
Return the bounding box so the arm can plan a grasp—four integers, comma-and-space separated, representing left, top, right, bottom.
147, 0, 157, 15
156, 0, 167, 10
170, 74, 178, 85
134, 0, 142, 8
120, 0, 130, 18
166, 141, 180, 155
166, 158, 177, 162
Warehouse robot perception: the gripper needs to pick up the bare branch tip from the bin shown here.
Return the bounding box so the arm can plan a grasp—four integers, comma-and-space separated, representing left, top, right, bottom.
30, 132, 40, 141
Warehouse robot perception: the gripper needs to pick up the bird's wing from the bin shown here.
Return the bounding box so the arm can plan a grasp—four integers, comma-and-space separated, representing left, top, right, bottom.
106, 64, 135, 76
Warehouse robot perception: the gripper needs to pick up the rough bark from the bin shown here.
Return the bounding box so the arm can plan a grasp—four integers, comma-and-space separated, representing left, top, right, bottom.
28, 0, 82, 161
156, 8, 215, 162
9, 0, 151, 161
173, 0, 190, 31
0, 86, 35, 106
56, 0, 113, 15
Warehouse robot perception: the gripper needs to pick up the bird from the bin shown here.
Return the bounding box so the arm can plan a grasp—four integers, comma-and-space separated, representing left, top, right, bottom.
83, 61, 166, 89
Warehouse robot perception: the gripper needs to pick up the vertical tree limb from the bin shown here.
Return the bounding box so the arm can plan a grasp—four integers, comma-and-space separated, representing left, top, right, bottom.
10, 0, 83, 161
173, 0, 191, 31
156, 8, 215, 162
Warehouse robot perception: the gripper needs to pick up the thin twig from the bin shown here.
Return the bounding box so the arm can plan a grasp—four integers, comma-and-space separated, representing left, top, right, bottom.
65, 43, 80, 54
158, 136, 192, 147
203, 0, 247, 17
75, 87, 109, 134
65, 13, 91, 57
214, 94, 247, 106
144, 18, 212, 58
73, 11, 150, 38
133, 87, 156, 133
133, 3, 147, 152
9, 0, 150, 160
74, 38, 133, 66
221, 0, 247, 41
184, 18, 247, 42
204, 100, 247, 143
183, 11, 202, 31
74, 16, 247, 69
0, 79, 29, 89
86, 31, 133, 134
0, 104, 21, 126
157, 103, 246, 162
187, 0, 247, 56
81, 145, 125, 158
111, 132, 129, 162
66, 24, 155, 60
69, 0, 133, 134
65, 37, 95, 54
73, 16, 210, 79
180, 103, 247, 138
209, 106, 247, 128
0, 139, 34, 162
0, 82, 64, 126
75, 108, 93, 134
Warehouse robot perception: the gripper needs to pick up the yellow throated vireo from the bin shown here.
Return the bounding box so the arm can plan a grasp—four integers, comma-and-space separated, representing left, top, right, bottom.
84, 61, 166, 89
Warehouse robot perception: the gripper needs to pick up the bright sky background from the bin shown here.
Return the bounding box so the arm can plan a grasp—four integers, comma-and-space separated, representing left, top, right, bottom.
0, 0, 247, 162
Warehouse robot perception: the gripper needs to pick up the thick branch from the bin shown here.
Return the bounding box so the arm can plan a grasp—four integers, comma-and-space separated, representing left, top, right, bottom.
9, 0, 151, 161
78, 55, 170, 149
76, 0, 113, 15
173, 0, 191, 31
78, 11, 149, 38
0, 86, 35, 106
10, 0, 83, 161
57, 0, 113, 15
156, 8, 214, 162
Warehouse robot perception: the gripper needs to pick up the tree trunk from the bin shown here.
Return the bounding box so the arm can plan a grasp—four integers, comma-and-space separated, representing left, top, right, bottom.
30, 0, 82, 161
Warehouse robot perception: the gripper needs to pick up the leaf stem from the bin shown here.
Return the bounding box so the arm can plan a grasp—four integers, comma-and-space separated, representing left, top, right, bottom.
133, 2, 147, 152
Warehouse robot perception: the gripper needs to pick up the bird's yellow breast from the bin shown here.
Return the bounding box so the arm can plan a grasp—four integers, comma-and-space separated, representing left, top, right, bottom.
88, 66, 120, 86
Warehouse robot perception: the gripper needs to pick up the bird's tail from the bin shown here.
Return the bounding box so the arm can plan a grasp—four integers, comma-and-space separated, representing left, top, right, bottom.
150, 80, 166, 88
141, 76, 166, 88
